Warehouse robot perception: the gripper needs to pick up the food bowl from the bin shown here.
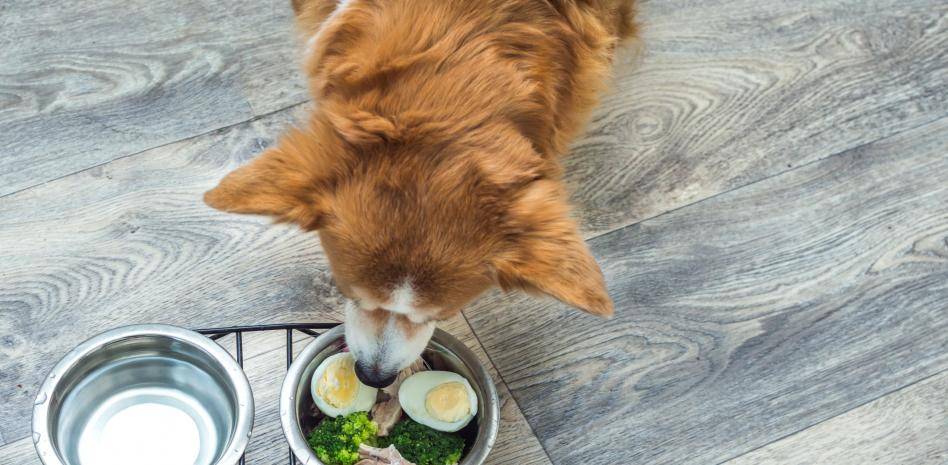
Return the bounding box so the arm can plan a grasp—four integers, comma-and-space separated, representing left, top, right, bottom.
32, 324, 254, 465
280, 325, 499, 465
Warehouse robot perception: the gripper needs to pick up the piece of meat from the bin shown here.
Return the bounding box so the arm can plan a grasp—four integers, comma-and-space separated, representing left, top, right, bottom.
372, 358, 425, 435
356, 444, 416, 465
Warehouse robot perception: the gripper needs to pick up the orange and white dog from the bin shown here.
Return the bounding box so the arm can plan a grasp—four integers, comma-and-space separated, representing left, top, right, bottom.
206, 0, 637, 387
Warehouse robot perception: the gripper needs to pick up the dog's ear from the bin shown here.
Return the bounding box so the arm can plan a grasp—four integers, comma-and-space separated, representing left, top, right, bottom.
492, 180, 613, 317
204, 126, 334, 230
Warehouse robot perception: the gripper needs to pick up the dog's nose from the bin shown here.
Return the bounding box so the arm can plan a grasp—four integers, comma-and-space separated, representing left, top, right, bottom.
354, 360, 397, 388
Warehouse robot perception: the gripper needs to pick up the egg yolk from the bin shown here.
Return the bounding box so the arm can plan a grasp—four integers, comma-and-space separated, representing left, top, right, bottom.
424, 382, 471, 423
316, 357, 359, 408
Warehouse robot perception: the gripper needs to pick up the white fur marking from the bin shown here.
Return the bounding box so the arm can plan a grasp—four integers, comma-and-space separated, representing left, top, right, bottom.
381, 317, 434, 374
387, 281, 416, 316
344, 299, 435, 376
344, 300, 376, 362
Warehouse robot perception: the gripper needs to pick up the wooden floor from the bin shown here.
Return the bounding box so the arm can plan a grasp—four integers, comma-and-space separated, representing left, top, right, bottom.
1, 0, 946, 464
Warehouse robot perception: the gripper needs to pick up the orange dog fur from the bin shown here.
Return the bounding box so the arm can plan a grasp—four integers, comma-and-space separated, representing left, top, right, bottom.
206, 0, 636, 386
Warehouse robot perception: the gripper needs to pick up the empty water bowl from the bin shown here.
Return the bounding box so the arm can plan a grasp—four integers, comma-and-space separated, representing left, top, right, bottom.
32, 324, 254, 465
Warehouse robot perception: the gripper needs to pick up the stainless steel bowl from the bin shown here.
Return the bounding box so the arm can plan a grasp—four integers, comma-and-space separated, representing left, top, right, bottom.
32, 324, 254, 465
281, 326, 499, 465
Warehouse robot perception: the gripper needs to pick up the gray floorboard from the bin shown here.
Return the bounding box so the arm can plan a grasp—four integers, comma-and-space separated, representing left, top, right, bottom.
724, 370, 948, 465
465, 118, 948, 465
566, 0, 947, 236
0, 105, 548, 463
1, 0, 946, 462
0, 0, 306, 196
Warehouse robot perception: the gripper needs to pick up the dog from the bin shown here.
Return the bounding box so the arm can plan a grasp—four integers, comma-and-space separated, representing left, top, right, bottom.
205, 0, 637, 388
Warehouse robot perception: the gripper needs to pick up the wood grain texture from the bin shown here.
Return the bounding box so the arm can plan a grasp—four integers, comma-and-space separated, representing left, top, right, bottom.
0, 0, 307, 196
568, 0, 947, 236
725, 371, 948, 465
240, 331, 315, 465
0, 103, 550, 463
466, 118, 948, 465
442, 314, 553, 465
0, 330, 307, 464
190, 330, 312, 465
0, 273, 549, 464
0, 438, 38, 465
2, 0, 947, 463
3, 0, 944, 239
0, 104, 320, 442
228, 320, 551, 465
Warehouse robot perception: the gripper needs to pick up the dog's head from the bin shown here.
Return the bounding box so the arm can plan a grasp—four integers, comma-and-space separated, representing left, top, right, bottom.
205, 114, 611, 387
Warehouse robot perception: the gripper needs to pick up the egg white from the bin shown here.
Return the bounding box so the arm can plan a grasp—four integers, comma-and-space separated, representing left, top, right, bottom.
398, 371, 478, 432
310, 352, 378, 418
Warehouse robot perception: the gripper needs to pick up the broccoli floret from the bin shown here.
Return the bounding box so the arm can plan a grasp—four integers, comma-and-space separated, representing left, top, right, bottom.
307, 412, 378, 465
379, 419, 465, 465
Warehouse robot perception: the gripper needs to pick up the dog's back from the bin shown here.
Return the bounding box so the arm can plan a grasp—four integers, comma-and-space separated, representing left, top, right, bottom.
292, 0, 636, 158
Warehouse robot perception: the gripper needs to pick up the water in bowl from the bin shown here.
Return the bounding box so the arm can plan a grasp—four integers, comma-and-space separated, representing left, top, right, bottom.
74, 385, 220, 465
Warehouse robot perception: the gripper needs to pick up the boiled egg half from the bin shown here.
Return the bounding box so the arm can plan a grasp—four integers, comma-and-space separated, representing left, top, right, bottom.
398, 371, 478, 432
310, 353, 378, 417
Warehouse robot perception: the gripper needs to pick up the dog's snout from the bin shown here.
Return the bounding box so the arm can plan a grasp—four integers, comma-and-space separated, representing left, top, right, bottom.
354, 360, 397, 389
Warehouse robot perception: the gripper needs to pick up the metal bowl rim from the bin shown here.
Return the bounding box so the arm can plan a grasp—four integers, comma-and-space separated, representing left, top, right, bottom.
31, 323, 255, 465
280, 325, 500, 465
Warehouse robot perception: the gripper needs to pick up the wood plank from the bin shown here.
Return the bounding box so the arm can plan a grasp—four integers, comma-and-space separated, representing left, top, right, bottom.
215, 329, 314, 366
225, 318, 551, 465
0, 330, 305, 464
0, 0, 307, 196
3, 0, 945, 237
465, 118, 948, 465
231, 317, 551, 465
567, 0, 947, 236
0, 103, 552, 463
242, 330, 309, 465
204, 330, 316, 465
0, 299, 549, 464
442, 314, 553, 465
1, 1, 945, 462
221, 319, 550, 465
0, 438, 38, 465
725, 371, 948, 465
0, 104, 313, 441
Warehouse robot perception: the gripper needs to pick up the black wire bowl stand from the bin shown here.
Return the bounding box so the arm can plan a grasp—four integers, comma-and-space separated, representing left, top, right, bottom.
195, 323, 341, 465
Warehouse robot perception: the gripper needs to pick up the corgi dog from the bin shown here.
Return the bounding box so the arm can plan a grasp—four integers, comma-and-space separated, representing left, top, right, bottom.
206, 0, 637, 388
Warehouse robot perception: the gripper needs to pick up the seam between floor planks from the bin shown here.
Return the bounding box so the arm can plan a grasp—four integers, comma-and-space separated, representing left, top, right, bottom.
475, 115, 948, 464
3, 94, 939, 237
0, 99, 308, 202
0, 8, 941, 465
4, 78, 939, 244
0, 318, 550, 465
462, 311, 557, 465
714, 366, 948, 465
459, 112, 946, 463
1, 90, 939, 456
2, 84, 943, 462
574, 111, 948, 246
